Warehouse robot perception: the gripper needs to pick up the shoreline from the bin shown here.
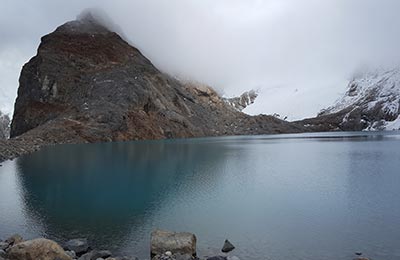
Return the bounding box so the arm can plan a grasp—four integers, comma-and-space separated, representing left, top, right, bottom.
0, 232, 373, 260
3, 129, 398, 163
0, 231, 241, 260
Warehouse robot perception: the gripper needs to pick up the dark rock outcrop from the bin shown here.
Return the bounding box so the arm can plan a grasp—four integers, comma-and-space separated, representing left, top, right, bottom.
2, 14, 306, 162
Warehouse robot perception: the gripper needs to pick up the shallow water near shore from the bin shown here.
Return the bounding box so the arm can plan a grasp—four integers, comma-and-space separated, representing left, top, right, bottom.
1, 132, 400, 259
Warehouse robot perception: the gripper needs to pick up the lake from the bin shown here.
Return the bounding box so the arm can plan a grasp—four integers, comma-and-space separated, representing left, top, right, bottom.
1, 132, 400, 260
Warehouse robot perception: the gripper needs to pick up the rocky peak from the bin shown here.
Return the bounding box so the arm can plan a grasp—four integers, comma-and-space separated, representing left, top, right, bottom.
7, 14, 304, 154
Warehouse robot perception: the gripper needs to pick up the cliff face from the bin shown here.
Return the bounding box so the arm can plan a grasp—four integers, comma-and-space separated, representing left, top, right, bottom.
9, 15, 305, 149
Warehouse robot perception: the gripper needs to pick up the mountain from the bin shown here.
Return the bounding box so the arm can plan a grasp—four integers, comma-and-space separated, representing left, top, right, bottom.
299, 68, 400, 131
1, 14, 306, 162
0, 111, 10, 139
223, 90, 258, 112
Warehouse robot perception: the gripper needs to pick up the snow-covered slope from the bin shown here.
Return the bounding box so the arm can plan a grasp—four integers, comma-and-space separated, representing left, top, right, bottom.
223, 90, 258, 112
319, 68, 400, 131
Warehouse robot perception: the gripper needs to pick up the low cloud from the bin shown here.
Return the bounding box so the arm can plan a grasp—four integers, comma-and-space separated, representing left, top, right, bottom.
1, 0, 400, 119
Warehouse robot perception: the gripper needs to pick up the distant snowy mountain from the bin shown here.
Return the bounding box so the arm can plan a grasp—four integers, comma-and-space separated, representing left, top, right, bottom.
223, 90, 258, 112
318, 68, 400, 131
0, 111, 10, 139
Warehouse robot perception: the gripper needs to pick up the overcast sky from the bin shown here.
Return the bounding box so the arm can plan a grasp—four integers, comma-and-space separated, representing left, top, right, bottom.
1, 0, 400, 119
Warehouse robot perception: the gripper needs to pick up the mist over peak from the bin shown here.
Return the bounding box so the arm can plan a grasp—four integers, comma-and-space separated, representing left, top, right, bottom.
1, 0, 400, 119
75, 8, 127, 39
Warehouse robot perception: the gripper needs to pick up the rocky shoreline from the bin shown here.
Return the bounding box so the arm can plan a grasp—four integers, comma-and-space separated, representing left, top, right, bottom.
0, 231, 372, 260
0, 231, 242, 260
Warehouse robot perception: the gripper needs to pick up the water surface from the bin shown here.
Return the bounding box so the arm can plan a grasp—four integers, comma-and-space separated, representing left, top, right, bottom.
1, 132, 400, 259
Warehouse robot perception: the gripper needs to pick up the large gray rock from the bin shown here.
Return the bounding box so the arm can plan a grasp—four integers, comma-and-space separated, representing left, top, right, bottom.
151, 230, 197, 257
65, 238, 89, 255
7, 238, 72, 260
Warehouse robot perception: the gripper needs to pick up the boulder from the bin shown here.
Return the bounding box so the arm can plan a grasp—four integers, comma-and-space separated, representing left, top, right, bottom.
221, 240, 235, 253
151, 230, 197, 257
227, 257, 240, 260
0, 249, 6, 258
65, 238, 89, 255
7, 238, 72, 260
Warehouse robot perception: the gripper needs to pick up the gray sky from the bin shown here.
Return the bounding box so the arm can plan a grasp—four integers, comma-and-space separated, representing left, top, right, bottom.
1, 0, 400, 119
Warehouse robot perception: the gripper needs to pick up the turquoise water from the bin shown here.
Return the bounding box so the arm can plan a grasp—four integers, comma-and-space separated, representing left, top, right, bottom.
1, 132, 400, 259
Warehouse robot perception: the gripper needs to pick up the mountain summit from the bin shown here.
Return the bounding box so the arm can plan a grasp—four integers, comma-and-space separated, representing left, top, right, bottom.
8, 15, 304, 151
318, 68, 400, 131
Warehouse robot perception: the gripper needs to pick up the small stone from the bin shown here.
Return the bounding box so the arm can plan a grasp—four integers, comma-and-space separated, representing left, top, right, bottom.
106, 257, 138, 260
77, 249, 112, 260
354, 258, 370, 260
221, 239, 235, 253
77, 251, 93, 260
175, 253, 196, 260
0, 242, 8, 250
65, 238, 89, 255
93, 250, 112, 259
96, 258, 105, 260
66, 250, 77, 258
207, 257, 227, 260
5, 234, 23, 246
227, 257, 240, 260
165, 251, 172, 256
